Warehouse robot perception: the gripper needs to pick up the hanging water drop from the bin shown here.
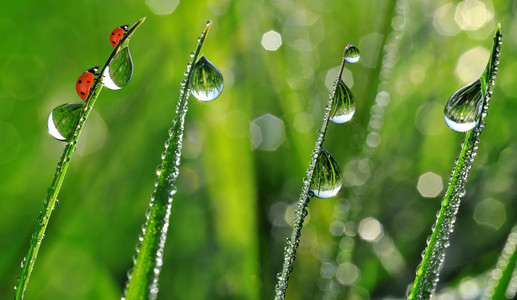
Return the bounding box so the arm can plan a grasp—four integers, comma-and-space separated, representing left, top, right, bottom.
103, 46, 133, 90
310, 149, 343, 198
443, 79, 483, 132
47, 102, 85, 142
344, 44, 360, 63
330, 80, 356, 124
189, 55, 224, 101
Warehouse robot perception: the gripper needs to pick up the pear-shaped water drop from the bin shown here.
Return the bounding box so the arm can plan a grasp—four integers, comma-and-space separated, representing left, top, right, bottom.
344, 44, 360, 63
103, 46, 133, 90
330, 80, 356, 124
443, 79, 483, 132
189, 55, 223, 101
47, 102, 85, 142
310, 149, 343, 198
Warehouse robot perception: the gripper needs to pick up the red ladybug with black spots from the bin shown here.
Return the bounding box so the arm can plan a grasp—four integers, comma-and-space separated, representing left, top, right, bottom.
76, 66, 99, 100
110, 25, 128, 47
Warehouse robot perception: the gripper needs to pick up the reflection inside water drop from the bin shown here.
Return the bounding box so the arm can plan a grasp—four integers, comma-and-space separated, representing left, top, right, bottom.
443, 79, 483, 132
330, 80, 356, 124
189, 55, 224, 101
344, 44, 360, 64
310, 149, 343, 198
47, 102, 85, 142
102, 46, 133, 90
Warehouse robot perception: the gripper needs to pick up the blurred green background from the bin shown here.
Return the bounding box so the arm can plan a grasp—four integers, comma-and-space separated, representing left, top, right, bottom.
1, 0, 517, 299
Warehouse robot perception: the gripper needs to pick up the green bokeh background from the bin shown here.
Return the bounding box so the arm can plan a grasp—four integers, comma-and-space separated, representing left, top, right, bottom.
1, 0, 517, 299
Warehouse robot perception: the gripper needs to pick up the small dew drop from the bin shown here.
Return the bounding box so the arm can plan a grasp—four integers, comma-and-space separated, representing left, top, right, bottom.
443, 79, 483, 132
155, 164, 163, 176
102, 46, 134, 90
344, 44, 360, 63
47, 102, 85, 142
189, 56, 224, 101
330, 80, 356, 124
310, 149, 343, 198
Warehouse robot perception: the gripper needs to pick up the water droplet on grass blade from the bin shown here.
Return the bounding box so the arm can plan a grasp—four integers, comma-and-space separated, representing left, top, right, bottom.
344, 44, 360, 63
47, 102, 85, 142
310, 149, 343, 198
189, 56, 224, 101
443, 79, 483, 132
103, 46, 133, 90
330, 80, 356, 124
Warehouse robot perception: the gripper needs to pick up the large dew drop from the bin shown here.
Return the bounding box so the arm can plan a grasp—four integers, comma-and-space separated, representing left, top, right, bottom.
330, 80, 356, 124
310, 149, 343, 198
103, 46, 133, 90
189, 55, 224, 101
443, 79, 483, 132
344, 44, 360, 64
47, 102, 85, 142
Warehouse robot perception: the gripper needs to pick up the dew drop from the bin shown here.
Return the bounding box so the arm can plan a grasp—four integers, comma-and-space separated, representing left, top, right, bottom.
330, 80, 356, 124
189, 55, 224, 101
47, 102, 85, 142
344, 44, 360, 63
155, 164, 163, 176
443, 79, 483, 132
310, 149, 343, 198
102, 46, 133, 90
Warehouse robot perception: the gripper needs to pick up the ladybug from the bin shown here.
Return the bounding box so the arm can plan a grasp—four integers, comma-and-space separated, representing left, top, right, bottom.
76, 66, 99, 100
110, 25, 129, 47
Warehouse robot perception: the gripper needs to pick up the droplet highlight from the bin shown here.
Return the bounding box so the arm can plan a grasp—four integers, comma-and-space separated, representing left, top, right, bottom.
310, 149, 343, 198
443, 79, 483, 132
189, 55, 224, 101
344, 44, 360, 64
103, 46, 133, 90
47, 102, 85, 142
330, 80, 356, 124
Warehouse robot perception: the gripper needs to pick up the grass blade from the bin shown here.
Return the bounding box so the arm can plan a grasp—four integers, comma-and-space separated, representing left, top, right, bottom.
482, 224, 517, 300
408, 23, 502, 300
274, 46, 356, 300
317, 0, 407, 297
14, 17, 146, 300
123, 21, 213, 300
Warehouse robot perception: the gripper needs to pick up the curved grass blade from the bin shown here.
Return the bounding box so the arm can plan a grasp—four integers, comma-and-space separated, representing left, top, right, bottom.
317, 1, 408, 297
482, 224, 517, 300
273, 45, 355, 300
14, 17, 146, 300
123, 21, 213, 300
408, 23, 502, 300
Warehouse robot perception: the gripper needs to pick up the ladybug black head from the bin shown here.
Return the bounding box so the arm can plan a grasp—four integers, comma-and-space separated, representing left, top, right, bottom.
120, 25, 129, 31
88, 66, 100, 74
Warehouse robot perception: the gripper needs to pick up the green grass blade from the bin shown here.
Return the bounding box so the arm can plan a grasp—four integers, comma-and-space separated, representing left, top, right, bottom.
123, 21, 213, 300
408, 23, 502, 300
482, 224, 517, 300
274, 50, 351, 300
317, 0, 406, 297
14, 17, 146, 300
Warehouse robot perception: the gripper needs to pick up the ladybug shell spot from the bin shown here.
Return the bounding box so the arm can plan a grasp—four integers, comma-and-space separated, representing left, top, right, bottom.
76, 71, 95, 100
110, 28, 125, 47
